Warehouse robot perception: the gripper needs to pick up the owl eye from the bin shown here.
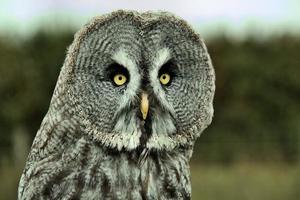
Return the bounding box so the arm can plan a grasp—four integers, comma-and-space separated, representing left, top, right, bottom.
159, 73, 171, 85
158, 60, 177, 86
113, 74, 127, 86
106, 63, 130, 87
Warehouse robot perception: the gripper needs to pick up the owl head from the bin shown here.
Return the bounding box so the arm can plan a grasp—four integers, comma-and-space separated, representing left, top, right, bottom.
52, 10, 215, 152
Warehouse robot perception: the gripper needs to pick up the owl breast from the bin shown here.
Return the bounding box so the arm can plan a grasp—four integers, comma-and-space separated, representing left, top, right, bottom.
20, 135, 191, 200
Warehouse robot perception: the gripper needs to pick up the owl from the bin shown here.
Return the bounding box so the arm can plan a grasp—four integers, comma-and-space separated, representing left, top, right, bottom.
18, 10, 215, 200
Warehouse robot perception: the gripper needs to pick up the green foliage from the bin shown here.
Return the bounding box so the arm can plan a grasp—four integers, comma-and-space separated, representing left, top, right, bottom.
0, 31, 299, 164
194, 35, 300, 164
0, 31, 74, 153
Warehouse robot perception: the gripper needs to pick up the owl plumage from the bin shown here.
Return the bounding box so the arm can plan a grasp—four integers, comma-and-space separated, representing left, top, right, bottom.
18, 10, 215, 199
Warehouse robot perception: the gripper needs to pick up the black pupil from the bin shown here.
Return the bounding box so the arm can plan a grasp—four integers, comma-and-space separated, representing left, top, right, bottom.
118, 76, 122, 81
162, 75, 166, 79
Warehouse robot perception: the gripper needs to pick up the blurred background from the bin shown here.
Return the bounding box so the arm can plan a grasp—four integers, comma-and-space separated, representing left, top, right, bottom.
0, 0, 300, 199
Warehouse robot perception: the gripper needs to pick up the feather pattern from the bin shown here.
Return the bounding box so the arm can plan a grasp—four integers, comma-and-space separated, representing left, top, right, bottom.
18, 10, 215, 199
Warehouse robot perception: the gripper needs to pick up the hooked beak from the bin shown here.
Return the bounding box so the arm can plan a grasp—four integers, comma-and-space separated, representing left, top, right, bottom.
140, 93, 149, 120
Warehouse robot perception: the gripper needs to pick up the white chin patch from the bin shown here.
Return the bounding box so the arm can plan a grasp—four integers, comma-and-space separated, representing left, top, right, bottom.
146, 111, 177, 150
111, 131, 141, 151
112, 108, 179, 151
112, 113, 142, 150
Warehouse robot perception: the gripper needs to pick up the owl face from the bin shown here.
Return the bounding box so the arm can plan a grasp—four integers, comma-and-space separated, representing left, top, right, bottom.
65, 11, 215, 151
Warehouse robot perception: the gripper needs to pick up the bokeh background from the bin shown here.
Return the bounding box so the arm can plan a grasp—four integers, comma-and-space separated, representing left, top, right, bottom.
1, 0, 300, 199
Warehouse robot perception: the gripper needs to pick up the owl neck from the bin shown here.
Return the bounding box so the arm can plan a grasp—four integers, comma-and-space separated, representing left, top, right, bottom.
71, 137, 193, 199
27, 126, 193, 199
24, 105, 193, 199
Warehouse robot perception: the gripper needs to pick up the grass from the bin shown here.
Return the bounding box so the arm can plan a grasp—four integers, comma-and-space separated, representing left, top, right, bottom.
191, 162, 300, 200
1, 159, 299, 200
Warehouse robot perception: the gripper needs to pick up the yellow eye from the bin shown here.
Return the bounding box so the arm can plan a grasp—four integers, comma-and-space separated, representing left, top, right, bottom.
113, 74, 127, 86
159, 73, 171, 85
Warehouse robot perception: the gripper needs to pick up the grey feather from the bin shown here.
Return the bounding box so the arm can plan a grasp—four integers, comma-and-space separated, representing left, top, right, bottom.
18, 10, 215, 200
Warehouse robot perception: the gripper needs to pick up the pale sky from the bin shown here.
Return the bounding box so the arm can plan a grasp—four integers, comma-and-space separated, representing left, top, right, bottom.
0, 0, 299, 39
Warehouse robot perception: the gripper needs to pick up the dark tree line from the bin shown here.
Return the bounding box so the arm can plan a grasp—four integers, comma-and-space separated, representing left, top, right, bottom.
0, 31, 299, 164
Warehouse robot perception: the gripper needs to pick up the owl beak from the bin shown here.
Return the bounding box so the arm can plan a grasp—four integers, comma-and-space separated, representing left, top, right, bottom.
140, 93, 149, 120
